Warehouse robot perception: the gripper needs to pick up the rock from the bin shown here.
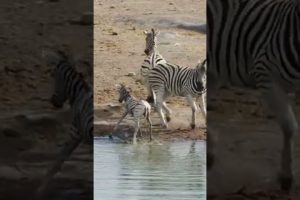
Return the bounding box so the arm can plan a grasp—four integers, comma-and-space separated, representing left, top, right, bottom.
112, 32, 118, 35
127, 72, 136, 77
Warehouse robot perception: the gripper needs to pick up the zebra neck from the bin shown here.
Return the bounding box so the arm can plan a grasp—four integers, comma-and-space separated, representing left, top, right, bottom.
150, 49, 160, 66
124, 95, 137, 106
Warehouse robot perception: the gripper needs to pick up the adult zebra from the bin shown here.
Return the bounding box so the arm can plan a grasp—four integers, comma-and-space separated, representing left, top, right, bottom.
141, 28, 167, 103
36, 51, 93, 197
148, 59, 207, 129
207, 0, 300, 191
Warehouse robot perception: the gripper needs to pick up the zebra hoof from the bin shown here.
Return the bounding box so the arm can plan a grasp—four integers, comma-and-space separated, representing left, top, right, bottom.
190, 124, 196, 129
109, 135, 113, 140
277, 172, 293, 192
166, 116, 171, 122
146, 96, 154, 103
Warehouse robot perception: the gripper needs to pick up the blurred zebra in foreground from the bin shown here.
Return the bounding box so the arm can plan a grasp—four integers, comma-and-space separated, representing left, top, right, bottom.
112, 84, 152, 144
148, 59, 207, 129
208, 0, 300, 191
36, 51, 93, 197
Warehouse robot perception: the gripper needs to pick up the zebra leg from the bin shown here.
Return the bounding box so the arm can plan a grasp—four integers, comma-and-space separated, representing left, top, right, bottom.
146, 85, 154, 103
186, 95, 197, 129
35, 133, 82, 198
152, 88, 168, 128
111, 111, 128, 139
206, 71, 219, 169
162, 102, 172, 122
146, 111, 153, 141
133, 118, 140, 144
200, 92, 207, 118
259, 82, 297, 192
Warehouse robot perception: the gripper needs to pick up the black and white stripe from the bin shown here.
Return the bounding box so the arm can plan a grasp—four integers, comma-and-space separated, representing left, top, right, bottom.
112, 84, 152, 144
37, 59, 93, 196
141, 29, 167, 101
148, 59, 207, 129
207, 0, 300, 191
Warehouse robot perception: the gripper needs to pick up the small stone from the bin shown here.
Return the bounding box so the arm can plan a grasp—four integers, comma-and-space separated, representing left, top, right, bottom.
112, 32, 118, 35
110, 6, 115, 9
127, 72, 136, 77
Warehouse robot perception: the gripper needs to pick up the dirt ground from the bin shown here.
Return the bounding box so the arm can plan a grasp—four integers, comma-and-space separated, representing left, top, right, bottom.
94, 0, 207, 141
0, 0, 92, 199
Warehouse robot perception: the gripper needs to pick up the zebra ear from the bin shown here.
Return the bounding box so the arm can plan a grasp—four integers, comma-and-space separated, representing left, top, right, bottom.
196, 59, 206, 75
115, 84, 122, 89
151, 28, 159, 36
127, 87, 132, 93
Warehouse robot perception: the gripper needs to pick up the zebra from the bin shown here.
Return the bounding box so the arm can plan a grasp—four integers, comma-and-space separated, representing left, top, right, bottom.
36, 52, 93, 197
148, 59, 207, 129
207, 0, 300, 191
141, 28, 167, 103
111, 84, 152, 144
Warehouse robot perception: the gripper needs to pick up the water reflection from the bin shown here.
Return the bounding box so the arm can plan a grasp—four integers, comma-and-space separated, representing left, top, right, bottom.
94, 138, 206, 200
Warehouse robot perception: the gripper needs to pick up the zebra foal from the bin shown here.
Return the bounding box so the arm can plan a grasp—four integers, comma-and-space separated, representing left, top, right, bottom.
36, 51, 93, 197
148, 59, 207, 129
112, 84, 152, 144
207, 0, 300, 191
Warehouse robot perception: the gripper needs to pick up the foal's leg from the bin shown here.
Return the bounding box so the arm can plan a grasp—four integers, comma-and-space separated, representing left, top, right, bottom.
110, 111, 128, 139
146, 110, 153, 141
186, 94, 198, 129
200, 92, 207, 118
133, 118, 140, 144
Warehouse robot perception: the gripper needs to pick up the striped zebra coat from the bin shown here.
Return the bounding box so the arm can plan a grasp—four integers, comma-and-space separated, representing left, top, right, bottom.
207, 0, 300, 191
112, 84, 152, 144
141, 29, 167, 102
36, 57, 93, 197
148, 59, 206, 129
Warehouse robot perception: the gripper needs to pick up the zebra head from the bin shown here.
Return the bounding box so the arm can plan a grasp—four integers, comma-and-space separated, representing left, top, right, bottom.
195, 59, 207, 92
143, 28, 160, 55
117, 84, 131, 103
